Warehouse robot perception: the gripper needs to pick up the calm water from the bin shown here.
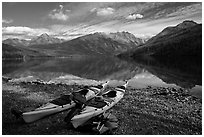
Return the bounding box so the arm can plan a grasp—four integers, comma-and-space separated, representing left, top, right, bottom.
2, 56, 202, 99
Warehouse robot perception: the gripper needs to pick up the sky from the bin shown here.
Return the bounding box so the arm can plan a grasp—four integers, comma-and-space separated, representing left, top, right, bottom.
2, 2, 202, 40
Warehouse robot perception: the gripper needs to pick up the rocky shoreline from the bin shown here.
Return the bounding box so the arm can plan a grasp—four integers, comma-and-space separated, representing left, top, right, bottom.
2, 77, 202, 135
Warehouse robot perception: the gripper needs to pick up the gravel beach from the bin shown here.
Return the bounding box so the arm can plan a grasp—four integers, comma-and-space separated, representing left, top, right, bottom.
2, 78, 202, 135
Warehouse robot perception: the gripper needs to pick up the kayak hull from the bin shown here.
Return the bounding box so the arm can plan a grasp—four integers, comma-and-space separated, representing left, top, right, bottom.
23, 102, 76, 123
21, 86, 104, 123
71, 87, 125, 128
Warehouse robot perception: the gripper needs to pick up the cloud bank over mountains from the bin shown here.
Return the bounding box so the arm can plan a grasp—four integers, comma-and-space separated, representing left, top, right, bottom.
2, 2, 202, 40
2, 26, 55, 40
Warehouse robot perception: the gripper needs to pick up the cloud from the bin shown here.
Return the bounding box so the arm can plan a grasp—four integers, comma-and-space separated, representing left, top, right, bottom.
2, 26, 55, 40
90, 8, 97, 12
2, 26, 34, 35
59, 4, 63, 9
48, 5, 69, 21
48, 22, 117, 40
166, 3, 202, 18
126, 14, 144, 20
2, 18, 13, 24
91, 7, 115, 16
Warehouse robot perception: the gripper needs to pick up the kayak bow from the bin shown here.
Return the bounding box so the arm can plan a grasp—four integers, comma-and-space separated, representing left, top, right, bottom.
70, 81, 128, 128
12, 81, 109, 123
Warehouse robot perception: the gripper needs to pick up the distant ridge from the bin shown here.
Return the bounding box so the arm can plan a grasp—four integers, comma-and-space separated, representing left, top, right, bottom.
3, 33, 65, 47
29, 33, 64, 46
30, 31, 146, 56
118, 20, 202, 60
2, 31, 146, 58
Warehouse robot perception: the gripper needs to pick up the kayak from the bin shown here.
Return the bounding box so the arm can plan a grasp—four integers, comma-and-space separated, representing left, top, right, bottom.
70, 81, 128, 128
11, 81, 109, 123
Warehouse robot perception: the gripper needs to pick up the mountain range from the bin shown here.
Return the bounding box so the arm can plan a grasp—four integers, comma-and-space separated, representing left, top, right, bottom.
2, 31, 145, 58
3, 33, 65, 47
36, 31, 145, 56
118, 20, 202, 60
2, 20, 202, 60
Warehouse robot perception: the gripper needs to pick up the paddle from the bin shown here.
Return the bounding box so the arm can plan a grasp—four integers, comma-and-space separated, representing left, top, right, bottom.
91, 111, 112, 134
93, 80, 129, 134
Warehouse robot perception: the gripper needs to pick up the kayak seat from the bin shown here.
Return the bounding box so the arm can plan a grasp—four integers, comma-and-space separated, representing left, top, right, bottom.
78, 89, 90, 96
87, 97, 107, 108
117, 85, 125, 90
103, 90, 117, 98
72, 92, 87, 105
50, 95, 72, 106
92, 85, 103, 89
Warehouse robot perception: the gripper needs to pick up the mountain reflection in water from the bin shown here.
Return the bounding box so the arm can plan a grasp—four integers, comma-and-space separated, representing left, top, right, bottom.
2, 56, 202, 98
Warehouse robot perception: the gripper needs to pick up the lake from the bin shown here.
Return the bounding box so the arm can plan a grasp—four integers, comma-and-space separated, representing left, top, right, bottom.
2, 56, 202, 99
